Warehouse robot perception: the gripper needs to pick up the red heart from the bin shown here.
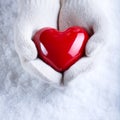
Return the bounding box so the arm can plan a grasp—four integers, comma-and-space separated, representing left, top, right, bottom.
33, 26, 89, 72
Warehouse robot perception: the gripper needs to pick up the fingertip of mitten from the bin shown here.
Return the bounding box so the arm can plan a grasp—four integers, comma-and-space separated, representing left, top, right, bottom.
85, 32, 105, 57
22, 44, 38, 60
15, 39, 38, 61
86, 40, 105, 57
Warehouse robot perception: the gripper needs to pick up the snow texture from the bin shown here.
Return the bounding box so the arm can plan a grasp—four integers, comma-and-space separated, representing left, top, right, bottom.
0, 0, 120, 120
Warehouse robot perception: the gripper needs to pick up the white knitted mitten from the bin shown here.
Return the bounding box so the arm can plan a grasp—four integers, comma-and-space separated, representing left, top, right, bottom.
14, 0, 62, 85
60, 0, 117, 83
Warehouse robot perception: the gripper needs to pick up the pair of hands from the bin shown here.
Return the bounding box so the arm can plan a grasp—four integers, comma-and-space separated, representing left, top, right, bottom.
14, 0, 111, 85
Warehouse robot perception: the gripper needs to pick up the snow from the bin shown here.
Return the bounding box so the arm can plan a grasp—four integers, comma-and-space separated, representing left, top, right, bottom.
0, 0, 120, 120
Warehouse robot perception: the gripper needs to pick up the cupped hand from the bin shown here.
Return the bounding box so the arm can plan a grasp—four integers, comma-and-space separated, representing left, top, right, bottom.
59, 0, 114, 84
14, 0, 62, 85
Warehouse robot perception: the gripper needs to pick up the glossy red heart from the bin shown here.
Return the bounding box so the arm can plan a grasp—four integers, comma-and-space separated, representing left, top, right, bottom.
33, 26, 89, 72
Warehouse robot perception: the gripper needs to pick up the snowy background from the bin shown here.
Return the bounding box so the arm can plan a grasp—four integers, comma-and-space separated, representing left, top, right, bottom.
0, 0, 120, 120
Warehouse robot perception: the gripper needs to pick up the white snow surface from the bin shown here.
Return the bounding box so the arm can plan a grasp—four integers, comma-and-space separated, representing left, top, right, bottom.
0, 0, 120, 120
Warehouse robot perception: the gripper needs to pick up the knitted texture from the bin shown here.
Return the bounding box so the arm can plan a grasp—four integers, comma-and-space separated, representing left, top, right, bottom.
14, 0, 62, 85
59, 0, 120, 82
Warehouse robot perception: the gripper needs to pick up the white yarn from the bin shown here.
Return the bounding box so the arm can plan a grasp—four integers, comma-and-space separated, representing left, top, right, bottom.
60, 0, 120, 83
14, 0, 62, 85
